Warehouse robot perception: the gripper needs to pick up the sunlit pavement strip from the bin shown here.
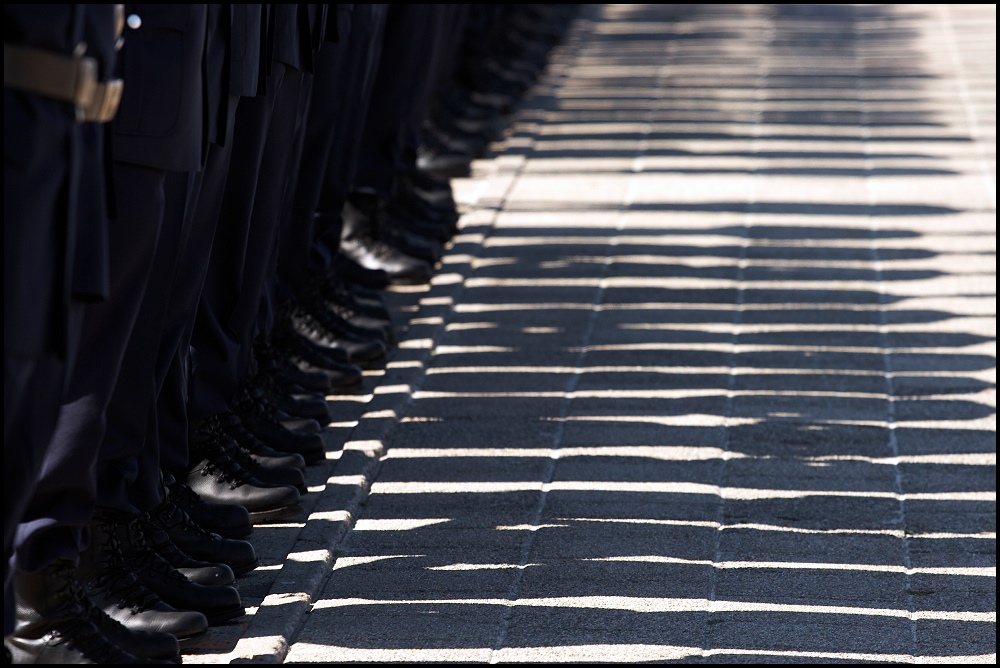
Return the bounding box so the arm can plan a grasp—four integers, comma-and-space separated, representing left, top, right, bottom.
185, 4, 995, 664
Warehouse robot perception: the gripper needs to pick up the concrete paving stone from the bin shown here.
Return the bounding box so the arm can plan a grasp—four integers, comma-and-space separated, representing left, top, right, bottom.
743, 222, 885, 241
457, 285, 603, 306
893, 398, 995, 423
725, 422, 894, 457
883, 276, 996, 301
719, 496, 903, 531
892, 373, 995, 397
905, 574, 995, 611
883, 307, 993, 329
722, 460, 899, 493
339, 525, 532, 554
629, 172, 758, 203
747, 245, 935, 263
725, 421, 894, 454
739, 307, 882, 325
567, 395, 730, 419
469, 261, 609, 281
416, 370, 579, 394
498, 607, 709, 650
730, 372, 887, 394
760, 171, 875, 199
742, 266, 882, 283
907, 539, 997, 568
405, 395, 568, 419
373, 455, 552, 486
732, 350, 887, 372
290, 605, 507, 651
737, 330, 884, 348
913, 621, 997, 662
899, 505, 996, 535
716, 529, 904, 565
741, 287, 886, 305
700, 654, 871, 665
703, 615, 914, 656
488, 210, 625, 229
729, 394, 890, 422
616, 212, 751, 232
576, 370, 731, 392
601, 286, 741, 305
580, 348, 735, 369
887, 256, 997, 282
558, 422, 727, 448
352, 487, 545, 521
448, 310, 596, 331
327, 553, 523, 578
386, 416, 563, 450
504, 173, 634, 205
869, 174, 995, 212
713, 568, 909, 606
886, 329, 995, 350
604, 262, 741, 282
898, 464, 997, 494
552, 457, 724, 485
889, 350, 996, 374
539, 493, 723, 531
514, 560, 715, 600
529, 521, 720, 560
433, 328, 589, 351
476, 242, 618, 261
593, 307, 740, 326
318, 566, 519, 601
426, 349, 585, 369
586, 326, 733, 347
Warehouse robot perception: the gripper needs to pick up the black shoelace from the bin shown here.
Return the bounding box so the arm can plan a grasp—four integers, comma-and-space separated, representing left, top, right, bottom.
191, 418, 255, 489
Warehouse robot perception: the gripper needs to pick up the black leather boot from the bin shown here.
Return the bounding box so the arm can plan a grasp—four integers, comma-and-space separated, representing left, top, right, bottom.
248, 370, 333, 425
164, 473, 253, 540
86, 599, 182, 663
234, 386, 327, 465
284, 300, 387, 368
76, 512, 209, 644
219, 410, 307, 471
254, 335, 344, 392
340, 193, 433, 285
333, 253, 391, 290
110, 512, 244, 626
312, 269, 394, 332
269, 324, 365, 391
145, 491, 258, 577
221, 429, 308, 494
186, 415, 304, 524
5, 560, 150, 664
139, 517, 236, 587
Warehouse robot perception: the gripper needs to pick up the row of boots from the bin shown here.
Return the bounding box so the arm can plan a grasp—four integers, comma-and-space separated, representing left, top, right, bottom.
6, 263, 402, 664
7, 484, 252, 664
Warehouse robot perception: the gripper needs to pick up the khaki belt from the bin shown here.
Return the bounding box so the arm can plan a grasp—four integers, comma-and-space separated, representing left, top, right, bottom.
4, 43, 122, 122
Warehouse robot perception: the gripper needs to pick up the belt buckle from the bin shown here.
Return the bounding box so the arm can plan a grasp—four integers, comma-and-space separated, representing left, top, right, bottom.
82, 78, 123, 122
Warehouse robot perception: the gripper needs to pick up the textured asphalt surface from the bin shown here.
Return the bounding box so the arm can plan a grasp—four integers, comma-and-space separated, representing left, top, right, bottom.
183, 4, 995, 663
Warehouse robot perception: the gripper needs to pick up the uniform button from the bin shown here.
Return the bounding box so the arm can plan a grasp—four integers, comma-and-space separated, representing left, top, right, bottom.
127, 14, 141, 29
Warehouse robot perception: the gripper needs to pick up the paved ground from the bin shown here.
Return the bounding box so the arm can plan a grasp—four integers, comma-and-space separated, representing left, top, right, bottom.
184, 4, 995, 663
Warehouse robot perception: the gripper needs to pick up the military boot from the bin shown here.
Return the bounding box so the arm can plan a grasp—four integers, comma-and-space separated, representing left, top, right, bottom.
5, 559, 145, 664
110, 510, 244, 626
76, 509, 209, 645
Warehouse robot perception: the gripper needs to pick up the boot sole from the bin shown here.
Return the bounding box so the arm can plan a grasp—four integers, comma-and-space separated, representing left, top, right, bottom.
249, 502, 305, 525
177, 628, 211, 650
206, 604, 246, 626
